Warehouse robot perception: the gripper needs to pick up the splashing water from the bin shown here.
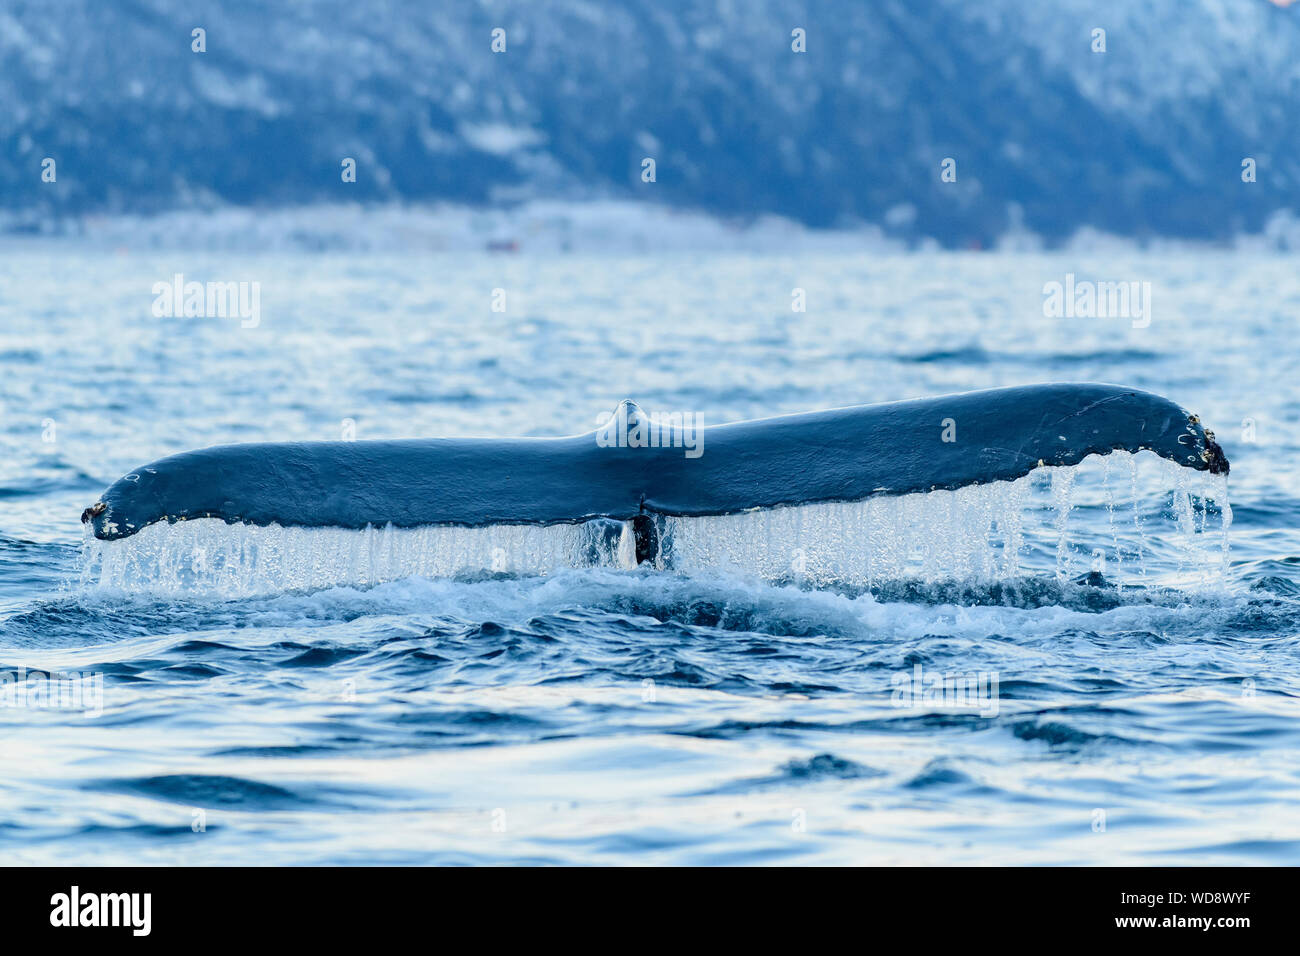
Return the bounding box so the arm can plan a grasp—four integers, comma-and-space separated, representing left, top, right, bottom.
79, 450, 1231, 598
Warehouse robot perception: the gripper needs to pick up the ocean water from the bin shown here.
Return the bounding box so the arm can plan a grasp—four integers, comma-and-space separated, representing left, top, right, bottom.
1, 244, 1298, 865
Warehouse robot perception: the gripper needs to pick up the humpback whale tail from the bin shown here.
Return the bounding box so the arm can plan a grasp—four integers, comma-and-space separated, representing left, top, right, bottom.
81, 383, 1228, 582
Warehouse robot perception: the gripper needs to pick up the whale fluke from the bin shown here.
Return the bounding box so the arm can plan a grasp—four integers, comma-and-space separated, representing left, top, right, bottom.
83, 384, 1228, 553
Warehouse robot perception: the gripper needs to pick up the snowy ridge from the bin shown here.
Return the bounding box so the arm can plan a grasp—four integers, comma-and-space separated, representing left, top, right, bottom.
2, 0, 1298, 245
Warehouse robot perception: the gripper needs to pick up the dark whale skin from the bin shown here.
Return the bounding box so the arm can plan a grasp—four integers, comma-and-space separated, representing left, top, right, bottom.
84, 383, 1228, 541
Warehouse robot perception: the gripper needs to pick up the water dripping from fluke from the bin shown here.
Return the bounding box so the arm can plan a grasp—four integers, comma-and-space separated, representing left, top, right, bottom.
76, 385, 1231, 598
78, 451, 1231, 599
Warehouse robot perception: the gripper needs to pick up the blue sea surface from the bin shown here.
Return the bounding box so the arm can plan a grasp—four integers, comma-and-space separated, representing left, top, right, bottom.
1, 247, 1297, 864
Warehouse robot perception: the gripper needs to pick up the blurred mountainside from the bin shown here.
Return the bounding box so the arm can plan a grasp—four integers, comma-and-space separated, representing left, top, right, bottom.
2, 0, 1298, 245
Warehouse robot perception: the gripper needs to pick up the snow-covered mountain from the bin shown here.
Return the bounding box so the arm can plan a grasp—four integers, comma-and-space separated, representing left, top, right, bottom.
2, 0, 1298, 244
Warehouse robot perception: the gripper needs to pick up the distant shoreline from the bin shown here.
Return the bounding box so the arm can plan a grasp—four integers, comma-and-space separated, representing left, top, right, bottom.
3, 200, 1300, 255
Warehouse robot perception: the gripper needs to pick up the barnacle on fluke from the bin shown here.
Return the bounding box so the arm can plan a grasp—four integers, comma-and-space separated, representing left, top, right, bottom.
1202, 430, 1230, 476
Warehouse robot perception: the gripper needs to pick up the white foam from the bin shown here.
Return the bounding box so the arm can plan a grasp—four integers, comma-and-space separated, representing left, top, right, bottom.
78, 451, 1231, 598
